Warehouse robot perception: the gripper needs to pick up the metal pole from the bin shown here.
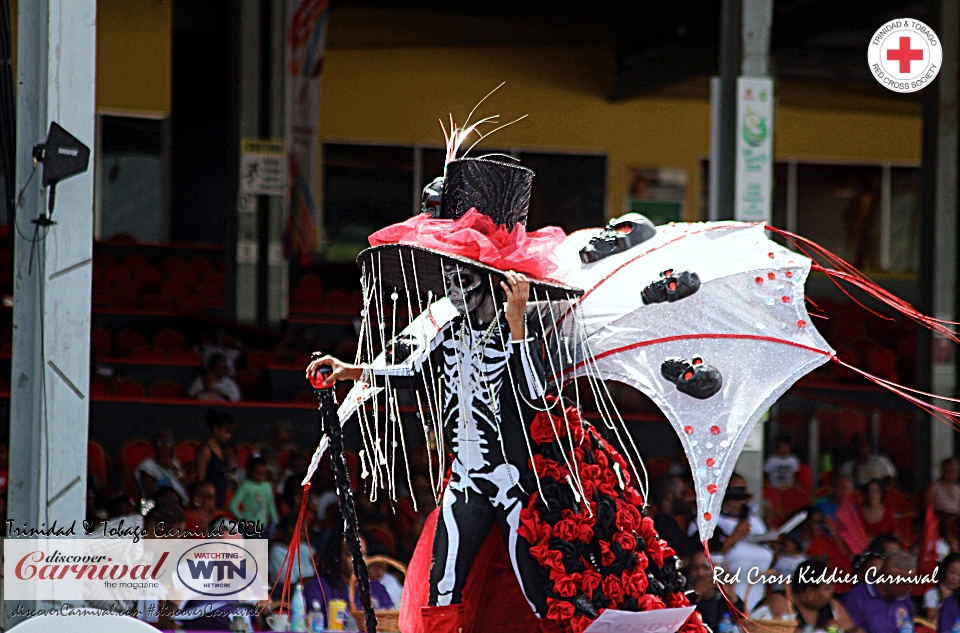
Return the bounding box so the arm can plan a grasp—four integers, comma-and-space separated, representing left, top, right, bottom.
716, 0, 742, 221
9, 0, 95, 623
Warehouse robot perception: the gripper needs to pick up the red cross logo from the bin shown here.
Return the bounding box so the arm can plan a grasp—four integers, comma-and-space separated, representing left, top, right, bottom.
887, 36, 924, 73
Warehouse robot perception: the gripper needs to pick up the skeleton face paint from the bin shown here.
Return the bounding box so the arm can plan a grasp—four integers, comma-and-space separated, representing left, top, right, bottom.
661, 356, 723, 399
442, 263, 485, 315
579, 213, 657, 264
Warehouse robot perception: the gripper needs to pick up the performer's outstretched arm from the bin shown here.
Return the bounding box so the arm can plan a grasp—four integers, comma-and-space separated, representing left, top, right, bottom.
502, 270, 547, 400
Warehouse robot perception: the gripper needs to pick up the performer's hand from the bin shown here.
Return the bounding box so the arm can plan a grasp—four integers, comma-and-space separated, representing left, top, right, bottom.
305, 355, 363, 387
501, 270, 530, 341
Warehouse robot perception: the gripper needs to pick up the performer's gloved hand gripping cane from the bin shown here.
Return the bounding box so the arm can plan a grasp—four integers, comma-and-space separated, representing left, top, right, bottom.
308, 361, 377, 633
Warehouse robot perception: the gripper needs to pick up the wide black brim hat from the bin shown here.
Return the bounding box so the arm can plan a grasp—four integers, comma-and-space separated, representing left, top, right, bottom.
357, 157, 583, 302
358, 243, 582, 302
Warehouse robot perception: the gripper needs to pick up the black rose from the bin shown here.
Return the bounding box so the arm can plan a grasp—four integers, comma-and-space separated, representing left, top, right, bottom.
591, 587, 611, 610
595, 495, 618, 540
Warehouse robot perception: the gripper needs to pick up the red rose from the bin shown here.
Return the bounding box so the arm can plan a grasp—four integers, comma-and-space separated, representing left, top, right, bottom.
600, 540, 615, 566
531, 454, 564, 482
615, 531, 636, 550
680, 610, 707, 633
602, 575, 625, 607
624, 485, 645, 508
570, 615, 592, 633
575, 520, 594, 544
529, 543, 549, 563
543, 549, 566, 576
616, 505, 639, 532
518, 506, 542, 544
667, 591, 689, 608
555, 572, 581, 598
622, 568, 648, 597
546, 597, 575, 621
553, 519, 578, 542
593, 450, 609, 469
635, 594, 666, 612
531, 411, 559, 444
581, 568, 602, 594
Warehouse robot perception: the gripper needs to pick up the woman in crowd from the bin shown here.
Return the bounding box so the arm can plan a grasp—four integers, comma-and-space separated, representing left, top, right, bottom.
765, 559, 860, 633
184, 480, 227, 533
858, 479, 897, 538
928, 458, 960, 520
926, 553, 960, 622
195, 410, 237, 508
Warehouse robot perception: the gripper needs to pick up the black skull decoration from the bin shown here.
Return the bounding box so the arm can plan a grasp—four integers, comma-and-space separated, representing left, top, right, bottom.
421, 176, 444, 217
384, 333, 420, 365
661, 356, 723, 399
579, 213, 657, 264
641, 269, 701, 305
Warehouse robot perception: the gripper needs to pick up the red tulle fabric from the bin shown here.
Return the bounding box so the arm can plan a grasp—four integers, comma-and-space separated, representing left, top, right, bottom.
368, 209, 567, 280
399, 508, 549, 633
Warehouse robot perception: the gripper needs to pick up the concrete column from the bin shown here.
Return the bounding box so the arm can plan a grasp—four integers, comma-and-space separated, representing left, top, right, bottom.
732, 0, 772, 503
234, 0, 262, 324
267, 0, 288, 325
8, 0, 95, 622
929, 0, 959, 476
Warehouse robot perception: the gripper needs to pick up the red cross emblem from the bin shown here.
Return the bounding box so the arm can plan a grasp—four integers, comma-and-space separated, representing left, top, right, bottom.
886, 36, 924, 73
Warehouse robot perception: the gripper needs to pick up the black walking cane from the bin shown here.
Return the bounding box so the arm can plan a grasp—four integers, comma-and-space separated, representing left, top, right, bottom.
310, 354, 377, 633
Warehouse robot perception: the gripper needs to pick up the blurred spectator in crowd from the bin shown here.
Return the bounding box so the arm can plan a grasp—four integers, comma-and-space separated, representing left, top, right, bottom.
200, 326, 243, 376
273, 326, 318, 364
859, 479, 897, 539
269, 513, 315, 598
188, 352, 242, 402
229, 455, 279, 534
839, 435, 897, 488
928, 458, 960, 520
844, 551, 915, 633
145, 501, 187, 538
651, 475, 693, 558
363, 532, 405, 607
412, 473, 438, 514
764, 435, 801, 488
304, 531, 393, 628
180, 461, 198, 491
184, 481, 227, 533
686, 550, 743, 633
925, 553, 960, 622
710, 472, 773, 610
815, 473, 856, 522
261, 420, 294, 482
766, 559, 860, 633
196, 411, 237, 508
136, 430, 189, 506
853, 535, 903, 582
772, 530, 806, 579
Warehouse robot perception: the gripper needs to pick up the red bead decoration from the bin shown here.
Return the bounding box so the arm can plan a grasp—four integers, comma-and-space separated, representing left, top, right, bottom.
706, 458, 715, 467
785, 271, 794, 278
704, 512, 712, 521
684, 426, 694, 434
797, 319, 806, 328
755, 276, 763, 284
708, 484, 718, 494
710, 425, 721, 435
781, 296, 790, 303
767, 272, 775, 280
768, 252, 775, 258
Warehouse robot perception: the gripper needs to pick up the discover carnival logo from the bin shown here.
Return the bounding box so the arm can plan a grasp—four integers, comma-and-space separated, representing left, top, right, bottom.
868, 18, 942, 93
4, 538, 267, 601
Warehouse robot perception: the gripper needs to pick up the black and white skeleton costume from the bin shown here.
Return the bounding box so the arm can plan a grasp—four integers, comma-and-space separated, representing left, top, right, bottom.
369, 307, 551, 612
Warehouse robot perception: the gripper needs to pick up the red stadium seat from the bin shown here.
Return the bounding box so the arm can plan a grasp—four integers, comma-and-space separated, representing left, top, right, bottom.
781, 485, 813, 517
118, 327, 149, 356
119, 438, 153, 497
88, 440, 111, 494
236, 443, 257, 470
115, 379, 146, 398
131, 345, 165, 361
247, 350, 278, 370
154, 329, 187, 353
175, 439, 200, 465
91, 327, 111, 357
167, 348, 201, 365
142, 293, 174, 312
149, 381, 185, 399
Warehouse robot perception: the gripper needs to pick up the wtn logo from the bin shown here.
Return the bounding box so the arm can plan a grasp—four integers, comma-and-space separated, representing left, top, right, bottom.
186, 559, 247, 581
177, 542, 262, 597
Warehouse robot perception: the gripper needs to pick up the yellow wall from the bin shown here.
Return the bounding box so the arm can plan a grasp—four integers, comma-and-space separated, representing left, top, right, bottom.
318, 46, 922, 220
11, 0, 172, 115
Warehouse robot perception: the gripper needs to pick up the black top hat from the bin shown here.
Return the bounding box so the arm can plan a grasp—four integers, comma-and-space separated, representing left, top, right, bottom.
357, 158, 582, 302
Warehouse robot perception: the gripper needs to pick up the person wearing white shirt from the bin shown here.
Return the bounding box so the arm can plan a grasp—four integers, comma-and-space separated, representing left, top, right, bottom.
838, 434, 897, 487
188, 353, 242, 402
713, 473, 774, 611
764, 435, 801, 487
